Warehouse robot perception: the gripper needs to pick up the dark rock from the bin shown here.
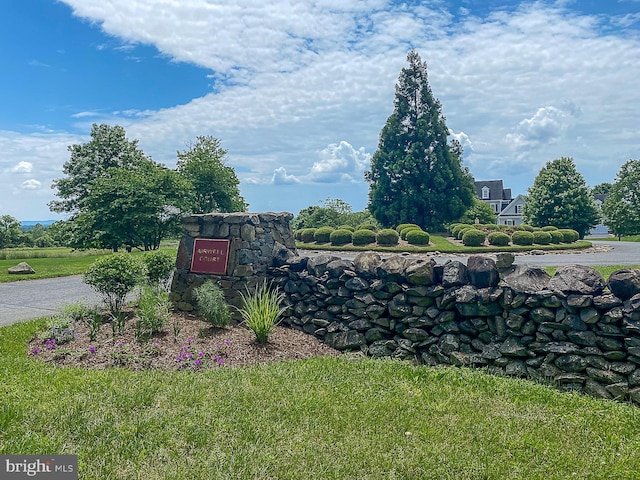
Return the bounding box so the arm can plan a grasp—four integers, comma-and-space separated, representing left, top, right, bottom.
353, 252, 382, 276
505, 360, 528, 377
555, 354, 587, 372
306, 254, 341, 276
441, 260, 468, 287
502, 265, 550, 294
8, 262, 35, 274
345, 277, 369, 291
326, 260, 353, 278
586, 367, 625, 384
326, 330, 365, 351
495, 252, 515, 272
548, 265, 606, 295
467, 256, 499, 288
580, 308, 600, 324
405, 259, 436, 285
606, 382, 629, 399
566, 330, 598, 347
403, 327, 429, 342
584, 379, 613, 399
608, 269, 640, 300
377, 256, 411, 282
499, 336, 530, 357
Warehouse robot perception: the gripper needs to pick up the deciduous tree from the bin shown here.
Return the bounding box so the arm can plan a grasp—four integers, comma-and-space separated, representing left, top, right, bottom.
0, 215, 21, 249
522, 157, 598, 238
365, 50, 475, 231
602, 160, 640, 238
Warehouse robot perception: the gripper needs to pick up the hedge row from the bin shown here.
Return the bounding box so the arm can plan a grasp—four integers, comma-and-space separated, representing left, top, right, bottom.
295, 223, 431, 247
448, 223, 580, 246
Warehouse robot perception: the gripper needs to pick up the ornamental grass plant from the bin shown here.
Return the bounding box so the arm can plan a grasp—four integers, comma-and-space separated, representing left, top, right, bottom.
238, 280, 287, 344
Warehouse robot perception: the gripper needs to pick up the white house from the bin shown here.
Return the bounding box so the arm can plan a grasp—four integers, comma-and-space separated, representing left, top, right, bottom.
474, 180, 525, 226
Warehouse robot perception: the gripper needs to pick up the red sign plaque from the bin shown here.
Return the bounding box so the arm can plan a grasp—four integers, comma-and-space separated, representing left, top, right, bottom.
190, 238, 231, 275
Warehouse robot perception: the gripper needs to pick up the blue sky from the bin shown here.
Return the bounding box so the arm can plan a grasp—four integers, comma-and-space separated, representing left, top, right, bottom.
1, 0, 639, 221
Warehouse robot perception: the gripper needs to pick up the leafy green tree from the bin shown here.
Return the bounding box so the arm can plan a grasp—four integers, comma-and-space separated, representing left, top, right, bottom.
522, 157, 599, 238
365, 50, 475, 231
0, 215, 21, 248
292, 198, 377, 229
177, 136, 247, 213
79, 160, 190, 251
602, 160, 640, 238
592, 182, 612, 195
49, 124, 148, 214
457, 198, 498, 225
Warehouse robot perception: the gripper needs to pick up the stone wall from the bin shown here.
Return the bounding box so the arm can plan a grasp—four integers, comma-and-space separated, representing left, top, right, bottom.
170, 212, 296, 311
269, 252, 640, 403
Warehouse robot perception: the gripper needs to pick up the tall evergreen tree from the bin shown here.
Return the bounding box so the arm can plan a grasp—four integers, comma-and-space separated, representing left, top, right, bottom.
522, 157, 599, 238
365, 50, 475, 231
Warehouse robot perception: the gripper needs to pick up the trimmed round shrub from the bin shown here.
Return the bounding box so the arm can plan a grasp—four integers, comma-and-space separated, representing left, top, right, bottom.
338, 224, 355, 232
448, 223, 463, 234
541, 226, 559, 231
549, 230, 565, 244
357, 223, 377, 232
401, 226, 423, 240
457, 226, 473, 240
396, 223, 420, 233
377, 229, 400, 246
488, 231, 511, 247
511, 230, 534, 245
294, 229, 303, 241
484, 224, 500, 231
352, 229, 376, 246
142, 250, 176, 286
515, 224, 534, 232
462, 229, 486, 247
450, 224, 469, 237
533, 230, 552, 245
330, 229, 353, 246
558, 229, 580, 243
314, 226, 334, 243
300, 228, 317, 243
406, 229, 430, 245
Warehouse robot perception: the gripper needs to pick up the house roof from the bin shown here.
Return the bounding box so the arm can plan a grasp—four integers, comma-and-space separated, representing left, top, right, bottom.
474, 180, 512, 201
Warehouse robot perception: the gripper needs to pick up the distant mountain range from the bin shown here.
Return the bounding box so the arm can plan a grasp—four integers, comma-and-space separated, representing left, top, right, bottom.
21, 220, 56, 229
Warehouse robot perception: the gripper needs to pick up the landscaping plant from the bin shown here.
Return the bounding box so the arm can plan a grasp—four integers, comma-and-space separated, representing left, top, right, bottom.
142, 249, 176, 288
135, 285, 172, 343
238, 279, 287, 344
192, 280, 232, 328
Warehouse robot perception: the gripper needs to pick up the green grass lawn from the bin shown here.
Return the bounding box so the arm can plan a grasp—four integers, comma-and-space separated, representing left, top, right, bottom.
2, 319, 640, 478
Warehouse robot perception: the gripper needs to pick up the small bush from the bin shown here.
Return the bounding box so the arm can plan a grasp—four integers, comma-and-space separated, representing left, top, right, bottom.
484, 224, 500, 231
406, 230, 430, 245
330, 229, 353, 246
488, 231, 511, 246
377, 229, 400, 246
558, 229, 580, 243
352, 229, 376, 246
38, 314, 76, 345
357, 223, 377, 232
450, 224, 470, 237
462, 229, 486, 247
396, 223, 420, 233
338, 224, 355, 232
314, 226, 334, 244
457, 226, 473, 240
238, 280, 286, 344
512, 230, 534, 245
541, 226, 559, 231
448, 223, 463, 234
549, 230, 565, 244
533, 231, 553, 245
300, 228, 317, 243
401, 227, 423, 240
142, 250, 175, 287
515, 224, 534, 232
83, 253, 147, 318
135, 285, 172, 343
192, 281, 232, 328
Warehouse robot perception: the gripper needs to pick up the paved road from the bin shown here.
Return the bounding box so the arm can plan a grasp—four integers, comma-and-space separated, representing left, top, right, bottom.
1, 241, 639, 327
0, 276, 101, 327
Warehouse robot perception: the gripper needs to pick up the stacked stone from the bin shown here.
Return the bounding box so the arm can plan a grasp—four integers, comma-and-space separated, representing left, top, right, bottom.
271, 253, 640, 403
170, 212, 296, 311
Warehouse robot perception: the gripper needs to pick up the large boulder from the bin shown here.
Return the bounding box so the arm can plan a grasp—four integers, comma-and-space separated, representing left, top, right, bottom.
548, 264, 606, 295
441, 260, 467, 287
467, 255, 499, 288
502, 265, 550, 294
608, 269, 640, 300
8, 262, 35, 275
405, 259, 436, 285
353, 252, 382, 277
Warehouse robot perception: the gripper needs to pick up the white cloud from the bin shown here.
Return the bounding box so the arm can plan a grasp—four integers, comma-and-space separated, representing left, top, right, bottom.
505, 106, 575, 150
21, 179, 42, 190
271, 167, 300, 185
11, 161, 33, 173
306, 141, 371, 184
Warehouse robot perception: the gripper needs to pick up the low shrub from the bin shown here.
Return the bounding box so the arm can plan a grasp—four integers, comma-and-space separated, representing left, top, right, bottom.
541, 226, 559, 231
462, 229, 486, 247
401, 227, 423, 240
406, 229, 430, 245
558, 229, 580, 243
484, 224, 500, 231
396, 223, 420, 233
338, 224, 355, 232
238, 280, 286, 344
294, 229, 303, 241
450, 224, 469, 237
515, 224, 534, 232
512, 230, 534, 245
192, 281, 232, 328
549, 230, 565, 244
457, 226, 473, 240
314, 226, 334, 244
300, 228, 317, 243
533, 231, 553, 245
357, 223, 377, 232
488, 231, 511, 246
135, 285, 172, 343
142, 250, 175, 287
352, 229, 376, 246
330, 229, 353, 246
83, 253, 147, 318
377, 229, 400, 246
